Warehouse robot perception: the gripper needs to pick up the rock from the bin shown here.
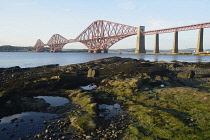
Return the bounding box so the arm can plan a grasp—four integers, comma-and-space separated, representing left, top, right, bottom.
39, 78, 48, 81
129, 78, 142, 88
86, 135, 92, 139
45, 129, 49, 133
2, 128, 7, 131
169, 63, 183, 69
50, 76, 60, 80
177, 70, 195, 79
36, 64, 59, 69
157, 61, 167, 63
34, 134, 42, 138
87, 69, 100, 77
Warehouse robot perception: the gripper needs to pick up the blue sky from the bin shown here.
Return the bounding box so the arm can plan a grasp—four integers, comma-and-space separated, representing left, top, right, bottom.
0, 0, 210, 50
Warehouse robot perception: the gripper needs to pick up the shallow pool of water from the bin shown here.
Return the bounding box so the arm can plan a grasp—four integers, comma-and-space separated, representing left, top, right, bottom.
0, 112, 58, 140
34, 96, 69, 106
98, 103, 125, 120
81, 85, 97, 90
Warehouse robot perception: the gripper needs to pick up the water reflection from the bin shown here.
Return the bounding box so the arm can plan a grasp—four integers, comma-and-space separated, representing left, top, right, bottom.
0, 112, 58, 139
34, 96, 69, 106
81, 85, 97, 90
98, 103, 125, 120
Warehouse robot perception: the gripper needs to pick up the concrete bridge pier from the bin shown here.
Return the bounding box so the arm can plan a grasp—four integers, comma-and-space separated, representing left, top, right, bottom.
154, 34, 159, 53
88, 50, 93, 53
172, 31, 178, 53
196, 28, 204, 53
135, 26, 146, 53
94, 50, 101, 53
103, 49, 108, 53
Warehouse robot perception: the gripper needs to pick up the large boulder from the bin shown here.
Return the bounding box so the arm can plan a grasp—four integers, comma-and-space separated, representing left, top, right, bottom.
177, 70, 195, 79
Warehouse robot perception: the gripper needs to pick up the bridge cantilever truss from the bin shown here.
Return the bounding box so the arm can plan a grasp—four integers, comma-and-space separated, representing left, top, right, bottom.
75, 20, 137, 51
47, 34, 69, 52
34, 20, 137, 52
34, 39, 45, 52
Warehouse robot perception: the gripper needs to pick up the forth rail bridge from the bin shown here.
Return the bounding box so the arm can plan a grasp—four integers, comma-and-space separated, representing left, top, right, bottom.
34, 20, 210, 54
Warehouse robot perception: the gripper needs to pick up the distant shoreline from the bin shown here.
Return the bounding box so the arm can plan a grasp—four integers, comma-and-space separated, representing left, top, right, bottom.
128, 52, 210, 56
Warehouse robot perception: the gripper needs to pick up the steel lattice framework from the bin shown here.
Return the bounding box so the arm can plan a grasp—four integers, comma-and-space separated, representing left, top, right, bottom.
34, 20, 210, 52
34, 20, 137, 52
75, 20, 137, 50
34, 39, 45, 52
47, 34, 69, 52
143, 21, 210, 35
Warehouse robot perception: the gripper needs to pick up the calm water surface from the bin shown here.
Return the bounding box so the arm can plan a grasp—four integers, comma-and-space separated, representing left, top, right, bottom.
0, 112, 58, 139
34, 96, 69, 106
0, 52, 210, 68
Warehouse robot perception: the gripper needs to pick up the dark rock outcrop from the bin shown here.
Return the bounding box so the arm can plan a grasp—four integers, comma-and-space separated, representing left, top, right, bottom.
177, 70, 195, 79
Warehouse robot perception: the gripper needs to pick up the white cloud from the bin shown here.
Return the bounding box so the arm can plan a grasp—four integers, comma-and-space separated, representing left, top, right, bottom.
115, 0, 136, 10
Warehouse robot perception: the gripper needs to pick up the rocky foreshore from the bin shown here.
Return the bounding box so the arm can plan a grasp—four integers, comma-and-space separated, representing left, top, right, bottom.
1, 57, 210, 139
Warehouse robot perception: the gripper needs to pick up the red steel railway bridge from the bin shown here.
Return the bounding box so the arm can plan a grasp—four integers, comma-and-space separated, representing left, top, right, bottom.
34, 20, 210, 54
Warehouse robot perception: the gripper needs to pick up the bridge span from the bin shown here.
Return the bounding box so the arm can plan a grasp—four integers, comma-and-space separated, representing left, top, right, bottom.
34, 20, 210, 54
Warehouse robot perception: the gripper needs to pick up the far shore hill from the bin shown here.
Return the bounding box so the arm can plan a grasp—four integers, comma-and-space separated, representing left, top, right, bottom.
0, 45, 210, 53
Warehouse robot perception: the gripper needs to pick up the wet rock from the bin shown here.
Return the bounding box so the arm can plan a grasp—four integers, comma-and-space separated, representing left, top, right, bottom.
1, 128, 7, 131
43, 121, 47, 124
177, 70, 195, 79
19, 97, 50, 111
10, 134, 15, 138
34, 134, 42, 138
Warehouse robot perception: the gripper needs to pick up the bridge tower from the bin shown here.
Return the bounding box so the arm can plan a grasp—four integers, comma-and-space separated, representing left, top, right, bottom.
135, 26, 146, 53
154, 34, 159, 53
196, 28, 204, 53
172, 31, 178, 53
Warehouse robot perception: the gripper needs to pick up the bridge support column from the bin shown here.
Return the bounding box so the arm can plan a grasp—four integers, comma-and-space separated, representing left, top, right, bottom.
104, 49, 108, 53
135, 26, 146, 53
196, 28, 204, 54
172, 31, 178, 53
154, 34, 159, 53
94, 50, 101, 53
88, 50, 93, 53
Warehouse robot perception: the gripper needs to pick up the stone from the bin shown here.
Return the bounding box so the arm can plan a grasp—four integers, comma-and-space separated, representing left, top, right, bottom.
50, 76, 60, 80
157, 61, 166, 63
39, 78, 48, 81
169, 63, 183, 69
87, 69, 100, 77
177, 70, 195, 79
86, 136, 92, 139
87, 69, 93, 77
